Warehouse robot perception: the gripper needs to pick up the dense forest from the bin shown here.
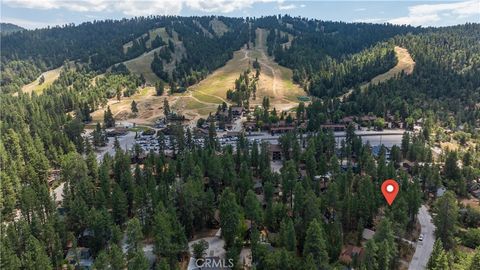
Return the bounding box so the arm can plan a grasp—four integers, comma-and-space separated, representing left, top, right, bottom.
0, 23, 24, 35
1, 15, 480, 270
340, 24, 480, 127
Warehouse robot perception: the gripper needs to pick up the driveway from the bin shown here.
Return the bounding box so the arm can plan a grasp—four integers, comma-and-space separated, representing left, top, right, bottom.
187, 229, 226, 270
408, 205, 435, 270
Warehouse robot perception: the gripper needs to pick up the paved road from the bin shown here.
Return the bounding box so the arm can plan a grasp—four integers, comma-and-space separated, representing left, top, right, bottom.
96, 131, 137, 162
408, 205, 435, 270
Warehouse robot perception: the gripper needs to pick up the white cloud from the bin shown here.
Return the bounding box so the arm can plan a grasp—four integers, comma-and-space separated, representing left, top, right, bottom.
300, 4, 306, 8
389, 0, 480, 26
354, 18, 388, 24
3, 0, 281, 16
354, 8, 366, 12
278, 4, 296, 10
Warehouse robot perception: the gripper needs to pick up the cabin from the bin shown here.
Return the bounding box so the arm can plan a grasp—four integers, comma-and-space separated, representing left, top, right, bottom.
469, 182, 480, 199
231, 106, 244, 117
253, 180, 263, 194
268, 144, 282, 161
362, 228, 375, 241
64, 247, 93, 270
339, 245, 364, 265
244, 121, 257, 131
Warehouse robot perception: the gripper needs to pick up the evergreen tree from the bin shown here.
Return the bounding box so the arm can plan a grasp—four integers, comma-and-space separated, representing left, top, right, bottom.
303, 219, 329, 269
126, 218, 143, 256
112, 184, 128, 225
104, 106, 115, 128
109, 244, 125, 270
128, 251, 149, 270
363, 240, 379, 270
427, 240, 444, 270
244, 190, 262, 225
22, 236, 52, 270
434, 191, 458, 250
156, 81, 165, 96
219, 189, 240, 248
92, 250, 109, 269
131, 100, 138, 113
163, 98, 170, 118
470, 248, 480, 270
280, 217, 296, 252
92, 122, 107, 148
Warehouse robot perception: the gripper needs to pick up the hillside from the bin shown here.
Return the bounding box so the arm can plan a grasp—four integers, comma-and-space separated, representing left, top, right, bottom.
340, 46, 415, 101
0, 22, 24, 35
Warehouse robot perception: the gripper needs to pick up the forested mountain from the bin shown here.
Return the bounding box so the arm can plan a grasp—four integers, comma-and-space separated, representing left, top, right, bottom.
1, 15, 418, 94
1, 15, 480, 270
0, 23, 24, 35
1, 16, 247, 93
339, 24, 480, 127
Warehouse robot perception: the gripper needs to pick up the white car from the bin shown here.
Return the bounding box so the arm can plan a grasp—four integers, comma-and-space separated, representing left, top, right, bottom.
418, 234, 424, 241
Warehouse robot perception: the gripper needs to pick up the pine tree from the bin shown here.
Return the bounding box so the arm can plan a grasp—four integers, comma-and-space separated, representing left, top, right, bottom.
111, 184, 128, 225
244, 190, 262, 225
444, 151, 460, 180
434, 191, 458, 250
280, 217, 296, 252
109, 244, 125, 270
364, 240, 379, 270
156, 81, 165, 96
92, 122, 106, 147
303, 219, 329, 268
0, 240, 21, 269
163, 98, 170, 118
128, 251, 149, 270
126, 218, 143, 256
470, 248, 480, 270
427, 240, 444, 270
22, 235, 52, 270
92, 250, 109, 269
219, 189, 240, 248
104, 106, 115, 128
192, 240, 209, 259
131, 100, 138, 113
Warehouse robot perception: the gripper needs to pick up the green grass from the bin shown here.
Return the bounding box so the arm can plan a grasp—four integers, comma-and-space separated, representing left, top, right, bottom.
192, 92, 224, 104
123, 48, 161, 84
185, 98, 209, 110
21, 67, 62, 95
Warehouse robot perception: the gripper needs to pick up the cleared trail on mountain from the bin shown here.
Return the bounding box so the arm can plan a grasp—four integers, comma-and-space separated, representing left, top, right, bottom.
340, 46, 415, 101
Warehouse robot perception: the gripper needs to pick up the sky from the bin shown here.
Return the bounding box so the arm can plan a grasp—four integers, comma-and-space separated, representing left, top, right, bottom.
1, 0, 479, 29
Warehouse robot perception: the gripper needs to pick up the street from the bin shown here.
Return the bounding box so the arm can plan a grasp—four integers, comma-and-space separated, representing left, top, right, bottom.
408, 205, 435, 270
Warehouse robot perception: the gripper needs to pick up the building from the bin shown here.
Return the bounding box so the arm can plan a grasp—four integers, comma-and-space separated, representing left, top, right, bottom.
362, 228, 375, 241
339, 245, 364, 265
231, 106, 244, 116
254, 180, 263, 194
436, 187, 447, 197
320, 124, 346, 132
64, 247, 93, 270
244, 121, 257, 131
269, 120, 296, 134
268, 144, 282, 161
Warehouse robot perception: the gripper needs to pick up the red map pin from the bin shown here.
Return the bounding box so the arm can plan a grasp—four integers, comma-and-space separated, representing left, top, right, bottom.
381, 179, 399, 205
